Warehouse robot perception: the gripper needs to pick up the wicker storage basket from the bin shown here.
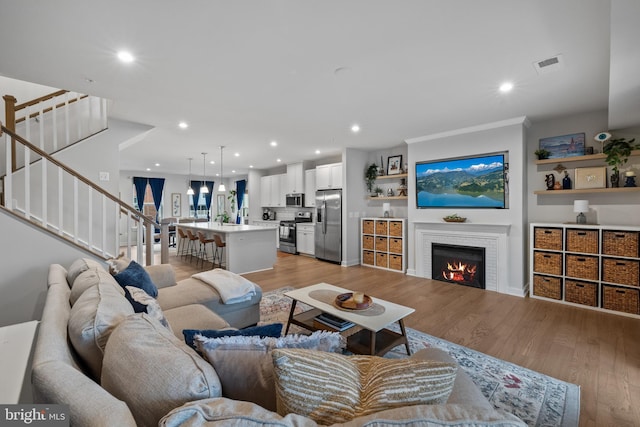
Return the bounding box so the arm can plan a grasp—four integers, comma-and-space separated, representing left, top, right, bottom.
362, 235, 374, 250
565, 280, 598, 307
602, 285, 640, 315
389, 254, 403, 271
602, 231, 639, 257
533, 251, 562, 275
375, 220, 388, 235
602, 258, 640, 287
375, 236, 388, 251
533, 275, 562, 300
534, 227, 563, 251
566, 229, 599, 254
389, 221, 403, 237
376, 252, 388, 268
565, 254, 599, 281
362, 220, 374, 234
362, 250, 374, 265
388, 238, 403, 254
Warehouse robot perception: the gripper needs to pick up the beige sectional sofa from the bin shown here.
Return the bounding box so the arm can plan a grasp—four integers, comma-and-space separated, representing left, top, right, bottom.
31, 258, 526, 426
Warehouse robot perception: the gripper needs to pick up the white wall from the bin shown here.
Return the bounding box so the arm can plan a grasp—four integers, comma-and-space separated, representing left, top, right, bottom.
343, 148, 370, 266
527, 110, 640, 226
406, 118, 528, 296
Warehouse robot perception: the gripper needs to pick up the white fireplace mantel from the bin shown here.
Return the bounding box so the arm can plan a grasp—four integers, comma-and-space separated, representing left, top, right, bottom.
413, 221, 511, 294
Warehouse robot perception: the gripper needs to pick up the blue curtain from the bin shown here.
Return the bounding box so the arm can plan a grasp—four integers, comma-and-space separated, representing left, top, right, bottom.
133, 177, 148, 212
236, 180, 246, 224
204, 181, 214, 220
148, 178, 165, 222
190, 180, 201, 218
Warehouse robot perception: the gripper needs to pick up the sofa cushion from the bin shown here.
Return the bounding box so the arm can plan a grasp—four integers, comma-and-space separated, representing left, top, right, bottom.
163, 305, 230, 340
124, 285, 172, 331
159, 398, 527, 427
196, 331, 345, 412
69, 268, 118, 306
113, 260, 158, 298
183, 323, 283, 352
105, 253, 132, 275
67, 257, 105, 285
68, 277, 134, 380
102, 313, 222, 427
271, 348, 458, 424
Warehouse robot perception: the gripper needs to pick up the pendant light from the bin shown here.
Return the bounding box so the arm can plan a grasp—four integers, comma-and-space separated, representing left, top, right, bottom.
218, 146, 226, 192
200, 152, 209, 194
186, 158, 195, 195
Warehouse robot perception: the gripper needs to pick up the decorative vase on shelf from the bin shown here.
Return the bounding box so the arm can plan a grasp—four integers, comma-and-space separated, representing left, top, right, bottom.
610, 172, 619, 188
624, 171, 637, 187
562, 171, 572, 189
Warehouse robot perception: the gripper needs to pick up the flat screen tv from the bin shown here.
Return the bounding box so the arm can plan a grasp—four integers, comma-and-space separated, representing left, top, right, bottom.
415, 152, 507, 209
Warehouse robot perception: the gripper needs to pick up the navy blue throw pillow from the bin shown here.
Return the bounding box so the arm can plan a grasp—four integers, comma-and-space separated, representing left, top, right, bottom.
183, 323, 283, 352
113, 260, 158, 298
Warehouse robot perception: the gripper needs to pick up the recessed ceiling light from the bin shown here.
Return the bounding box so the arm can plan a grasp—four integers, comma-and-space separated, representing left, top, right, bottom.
315, 150, 321, 155
277, 158, 281, 162
209, 160, 215, 165
117, 51, 135, 63
234, 152, 240, 157
146, 168, 151, 171
178, 122, 188, 129
270, 141, 278, 147
215, 173, 220, 177
155, 163, 160, 167
499, 82, 514, 93
232, 170, 236, 173
351, 124, 360, 133
249, 165, 254, 168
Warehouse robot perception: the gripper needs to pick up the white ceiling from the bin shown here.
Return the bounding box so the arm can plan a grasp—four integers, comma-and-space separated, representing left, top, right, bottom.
0, 0, 637, 177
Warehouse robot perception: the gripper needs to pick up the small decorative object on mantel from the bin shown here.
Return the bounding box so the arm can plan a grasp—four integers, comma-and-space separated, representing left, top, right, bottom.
545, 174, 555, 190
553, 181, 562, 190
443, 214, 466, 223
573, 200, 589, 224
562, 171, 572, 189
624, 170, 637, 187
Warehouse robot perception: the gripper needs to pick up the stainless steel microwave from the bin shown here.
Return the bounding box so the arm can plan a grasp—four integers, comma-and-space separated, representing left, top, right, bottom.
285, 193, 304, 207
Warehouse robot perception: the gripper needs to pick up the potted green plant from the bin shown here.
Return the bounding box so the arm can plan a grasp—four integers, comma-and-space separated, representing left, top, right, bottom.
365, 163, 378, 194
603, 137, 639, 187
374, 186, 383, 197
534, 149, 551, 160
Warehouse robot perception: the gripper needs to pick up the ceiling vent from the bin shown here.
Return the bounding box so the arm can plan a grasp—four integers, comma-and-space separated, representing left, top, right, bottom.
533, 54, 564, 74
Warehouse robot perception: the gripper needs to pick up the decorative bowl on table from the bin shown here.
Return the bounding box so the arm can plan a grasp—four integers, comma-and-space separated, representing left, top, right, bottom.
334, 292, 372, 310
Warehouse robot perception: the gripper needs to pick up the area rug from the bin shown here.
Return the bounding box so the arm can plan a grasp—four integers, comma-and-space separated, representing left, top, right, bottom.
260, 287, 580, 427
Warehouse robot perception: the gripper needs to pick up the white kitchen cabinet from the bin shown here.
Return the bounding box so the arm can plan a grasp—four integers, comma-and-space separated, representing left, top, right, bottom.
316, 162, 342, 190
260, 174, 286, 207
286, 162, 304, 194
296, 223, 315, 256
304, 169, 316, 207
251, 220, 280, 248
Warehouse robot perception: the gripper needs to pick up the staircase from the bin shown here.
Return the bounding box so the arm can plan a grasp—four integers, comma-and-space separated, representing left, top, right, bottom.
1, 90, 167, 265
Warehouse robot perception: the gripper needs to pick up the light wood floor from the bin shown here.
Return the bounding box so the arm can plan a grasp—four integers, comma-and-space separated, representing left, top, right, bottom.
169, 251, 640, 427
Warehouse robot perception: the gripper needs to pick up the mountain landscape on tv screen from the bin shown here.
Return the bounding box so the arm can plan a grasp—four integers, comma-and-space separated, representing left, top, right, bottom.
416, 161, 505, 207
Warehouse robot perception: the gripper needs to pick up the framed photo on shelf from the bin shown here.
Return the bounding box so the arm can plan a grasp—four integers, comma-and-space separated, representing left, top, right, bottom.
171, 193, 181, 217
539, 133, 585, 159
575, 167, 606, 189
387, 155, 403, 175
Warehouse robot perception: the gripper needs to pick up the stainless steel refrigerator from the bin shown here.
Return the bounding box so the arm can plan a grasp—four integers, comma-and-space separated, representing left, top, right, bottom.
315, 189, 342, 263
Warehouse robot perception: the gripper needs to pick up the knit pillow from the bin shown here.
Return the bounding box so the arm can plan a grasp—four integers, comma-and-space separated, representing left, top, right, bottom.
271, 348, 458, 424
113, 260, 158, 298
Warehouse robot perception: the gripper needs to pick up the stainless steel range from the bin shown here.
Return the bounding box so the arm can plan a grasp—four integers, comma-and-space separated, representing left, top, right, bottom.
279, 212, 312, 254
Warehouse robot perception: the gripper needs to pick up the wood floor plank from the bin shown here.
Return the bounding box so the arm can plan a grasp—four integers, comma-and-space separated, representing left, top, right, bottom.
168, 251, 640, 427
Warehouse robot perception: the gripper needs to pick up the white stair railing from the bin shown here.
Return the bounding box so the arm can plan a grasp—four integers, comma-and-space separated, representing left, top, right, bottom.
1, 123, 165, 266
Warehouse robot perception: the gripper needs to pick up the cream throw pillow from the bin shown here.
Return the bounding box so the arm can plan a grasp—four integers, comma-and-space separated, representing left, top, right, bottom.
272, 348, 458, 424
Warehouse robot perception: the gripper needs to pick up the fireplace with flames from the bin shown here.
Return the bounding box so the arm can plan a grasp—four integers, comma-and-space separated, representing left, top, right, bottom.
431, 243, 485, 289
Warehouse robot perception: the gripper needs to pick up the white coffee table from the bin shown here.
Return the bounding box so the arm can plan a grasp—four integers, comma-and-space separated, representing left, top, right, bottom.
284, 283, 414, 356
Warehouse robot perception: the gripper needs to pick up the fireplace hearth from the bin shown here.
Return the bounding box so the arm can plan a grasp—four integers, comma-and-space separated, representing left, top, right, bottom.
432, 243, 486, 289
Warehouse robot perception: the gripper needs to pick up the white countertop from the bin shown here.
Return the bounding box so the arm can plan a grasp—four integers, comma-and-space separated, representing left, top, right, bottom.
177, 222, 276, 233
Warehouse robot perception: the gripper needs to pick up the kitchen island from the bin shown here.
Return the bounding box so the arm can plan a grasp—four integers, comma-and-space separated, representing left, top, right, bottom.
176, 222, 278, 274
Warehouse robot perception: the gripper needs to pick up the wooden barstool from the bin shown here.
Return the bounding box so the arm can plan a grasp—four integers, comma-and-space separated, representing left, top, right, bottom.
177, 228, 188, 257
212, 234, 226, 269
185, 229, 200, 262
197, 231, 215, 268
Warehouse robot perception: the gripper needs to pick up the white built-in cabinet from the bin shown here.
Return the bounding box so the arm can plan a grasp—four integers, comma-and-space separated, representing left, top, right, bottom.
260, 174, 285, 207
316, 162, 342, 190
304, 169, 316, 207
296, 223, 315, 255
286, 163, 304, 194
